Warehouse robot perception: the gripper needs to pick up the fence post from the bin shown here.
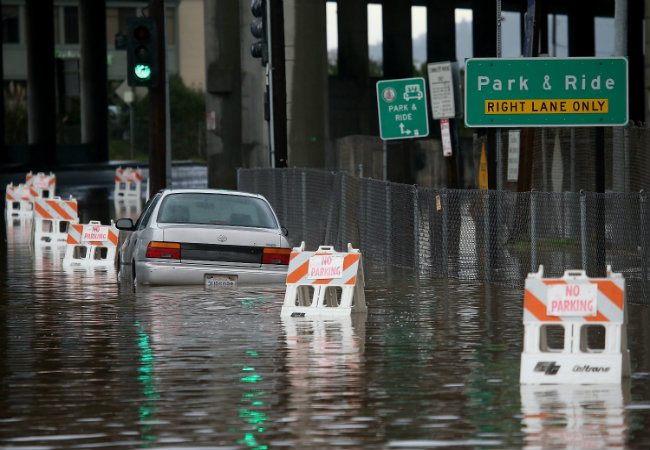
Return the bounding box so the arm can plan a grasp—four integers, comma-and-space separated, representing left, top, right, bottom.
483, 190, 491, 282
530, 190, 537, 272
385, 183, 392, 263
580, 189, 587, 271
442, 189, 449, 277
640, 190, 648, 303
301, 171, 307, 244
413, 186, 419, 271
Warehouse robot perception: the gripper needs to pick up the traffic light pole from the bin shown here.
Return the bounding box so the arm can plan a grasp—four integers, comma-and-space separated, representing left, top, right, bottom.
269, 0, 287, 168
148, 0, 167, 194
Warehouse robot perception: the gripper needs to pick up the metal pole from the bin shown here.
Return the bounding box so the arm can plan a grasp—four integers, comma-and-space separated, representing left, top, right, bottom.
580, 190, 587, 271
640, 190, 648, 303
442, 190, 449, 277
265, 0, 275, 168
613, 0, 628, 191
383, 140, 387, 181
413, 186, 419, 271
530, 190, 537, 272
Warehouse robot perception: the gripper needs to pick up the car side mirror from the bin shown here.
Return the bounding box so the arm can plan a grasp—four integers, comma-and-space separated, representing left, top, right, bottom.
115, 218, 135, 231
281, 226, 288, 237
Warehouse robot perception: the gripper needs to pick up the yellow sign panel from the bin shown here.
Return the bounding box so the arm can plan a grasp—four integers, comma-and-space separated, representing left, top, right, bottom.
485, 99, 609, 115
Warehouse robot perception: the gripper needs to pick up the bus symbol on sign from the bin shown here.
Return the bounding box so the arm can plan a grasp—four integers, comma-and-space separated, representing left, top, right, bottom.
404, 84, 423, 101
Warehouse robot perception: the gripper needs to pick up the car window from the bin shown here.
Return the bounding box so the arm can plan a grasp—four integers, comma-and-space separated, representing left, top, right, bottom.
135, 192, 162, 231
157, 193, 278, 228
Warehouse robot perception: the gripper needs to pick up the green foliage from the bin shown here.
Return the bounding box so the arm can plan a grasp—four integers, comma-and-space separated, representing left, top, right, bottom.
110, 73, 206, 161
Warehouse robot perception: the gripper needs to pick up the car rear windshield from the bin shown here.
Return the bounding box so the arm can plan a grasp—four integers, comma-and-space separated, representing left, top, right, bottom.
157, 193, 278, 228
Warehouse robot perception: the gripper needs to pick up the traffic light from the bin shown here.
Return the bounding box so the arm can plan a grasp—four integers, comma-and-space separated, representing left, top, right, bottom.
250, 0, 268, 65
126, 17, 159, 88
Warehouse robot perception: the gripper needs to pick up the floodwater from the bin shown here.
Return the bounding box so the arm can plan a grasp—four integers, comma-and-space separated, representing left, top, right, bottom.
1, 179, 650, 450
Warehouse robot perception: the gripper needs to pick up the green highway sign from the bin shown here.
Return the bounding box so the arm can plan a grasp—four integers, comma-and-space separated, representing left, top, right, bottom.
464, 57, 628, 127
376, 77, 429, 140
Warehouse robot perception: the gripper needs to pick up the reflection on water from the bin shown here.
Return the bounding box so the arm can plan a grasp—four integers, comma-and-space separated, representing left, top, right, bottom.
1, 207, 650, 449
521, 383, 630, 450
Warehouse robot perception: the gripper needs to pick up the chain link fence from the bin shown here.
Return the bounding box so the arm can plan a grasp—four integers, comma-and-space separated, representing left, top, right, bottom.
238, 167, 650, 305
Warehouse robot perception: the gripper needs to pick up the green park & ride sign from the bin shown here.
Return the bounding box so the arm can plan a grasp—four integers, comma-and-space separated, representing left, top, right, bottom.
464, 57, 628, 127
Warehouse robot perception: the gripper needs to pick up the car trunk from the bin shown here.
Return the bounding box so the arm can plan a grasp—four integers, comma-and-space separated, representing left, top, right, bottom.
163, 226, 283, 266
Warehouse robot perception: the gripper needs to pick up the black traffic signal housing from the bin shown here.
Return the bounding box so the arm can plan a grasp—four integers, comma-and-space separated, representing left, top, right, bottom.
250, 0, 268, 66
126, 17, 159, 88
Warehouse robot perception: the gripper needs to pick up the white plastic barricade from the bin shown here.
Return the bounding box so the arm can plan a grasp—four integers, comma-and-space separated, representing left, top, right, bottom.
5, 183, 33, 219
520, 265, 630, 384
281, 242, 367, 318
26, 171, 56, 198
32, 196, 79, 245
63, 220, 119, 267
114, 167, 143, 200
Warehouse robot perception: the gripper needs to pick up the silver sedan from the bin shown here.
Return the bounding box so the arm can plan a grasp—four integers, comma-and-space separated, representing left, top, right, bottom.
115, 189, 291, 287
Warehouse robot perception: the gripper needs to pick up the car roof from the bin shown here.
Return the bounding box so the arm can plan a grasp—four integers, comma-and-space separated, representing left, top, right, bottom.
157, 188, 267, 201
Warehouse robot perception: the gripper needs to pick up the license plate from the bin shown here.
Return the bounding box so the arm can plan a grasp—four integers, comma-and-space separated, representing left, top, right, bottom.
205, 274, 237, 288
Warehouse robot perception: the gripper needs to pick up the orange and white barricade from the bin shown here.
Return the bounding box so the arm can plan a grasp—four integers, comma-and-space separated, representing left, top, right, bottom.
63, 220, 119, 267
5, 183, 33, 219
281, 242, 367, 318
32, 196, 79, 245
114, 167, 143, 200
26, 171, 56, 198
520, 265, 630, 384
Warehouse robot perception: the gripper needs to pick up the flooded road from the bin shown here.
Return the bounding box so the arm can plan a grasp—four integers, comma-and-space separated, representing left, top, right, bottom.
1, 179, 650, 449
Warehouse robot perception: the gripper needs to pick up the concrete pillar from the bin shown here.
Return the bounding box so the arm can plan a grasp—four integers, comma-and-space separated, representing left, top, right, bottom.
25, 0, 57, 167
285, 0, 328, 168
79, 0, 108, 162
239, 1, 270, 168
646, 0, 650, 123
204, 0, 242, 189
567, 8, 594, 56
628, 0, 644, 122
337, 0, 368, 82
382, 0, 412, 79
333, 0, 372, 137
473, 1, 497, 57
427, 0, 455, 62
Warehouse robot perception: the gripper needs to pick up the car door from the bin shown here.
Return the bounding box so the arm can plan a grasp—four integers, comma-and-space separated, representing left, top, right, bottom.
121, 192, 162, 265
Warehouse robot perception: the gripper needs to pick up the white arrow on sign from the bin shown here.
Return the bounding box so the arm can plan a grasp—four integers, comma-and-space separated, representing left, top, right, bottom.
399, 123, 412, 135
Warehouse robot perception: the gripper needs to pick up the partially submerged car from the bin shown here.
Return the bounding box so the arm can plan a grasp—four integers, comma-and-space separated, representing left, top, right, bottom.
115, 189, 291, 287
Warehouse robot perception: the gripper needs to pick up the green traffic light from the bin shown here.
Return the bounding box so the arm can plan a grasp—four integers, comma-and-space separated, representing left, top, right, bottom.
134, 64, 152, 80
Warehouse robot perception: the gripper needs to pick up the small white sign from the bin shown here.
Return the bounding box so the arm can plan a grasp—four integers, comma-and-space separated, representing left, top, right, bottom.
427, 62, 456, 119
547, 283, 598, 316
440, 119, 452, 157
308, 254, 344, 279
507, 130, 521, 182
82, 225, 109, 242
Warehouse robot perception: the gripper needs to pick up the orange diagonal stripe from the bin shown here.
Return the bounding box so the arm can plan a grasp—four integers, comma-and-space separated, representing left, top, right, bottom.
343, 253, 359, 271
34, 202, 53, 219
524, 289, 562, 322
592, 280, 624, 310
286, 260, 309, 284
49, 201, 75, 220
108, 231, 118, 246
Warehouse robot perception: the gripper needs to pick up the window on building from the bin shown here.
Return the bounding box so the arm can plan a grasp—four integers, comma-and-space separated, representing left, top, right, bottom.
2, 6, 20, 44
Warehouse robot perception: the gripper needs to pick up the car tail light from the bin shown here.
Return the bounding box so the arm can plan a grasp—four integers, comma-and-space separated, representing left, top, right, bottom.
146, 241, 181, 259
262, 248, 290, 265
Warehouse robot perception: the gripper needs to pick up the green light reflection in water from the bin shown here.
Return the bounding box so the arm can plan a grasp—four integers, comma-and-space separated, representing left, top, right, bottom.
135, 321, 159, 446
236, 349, 268, 450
